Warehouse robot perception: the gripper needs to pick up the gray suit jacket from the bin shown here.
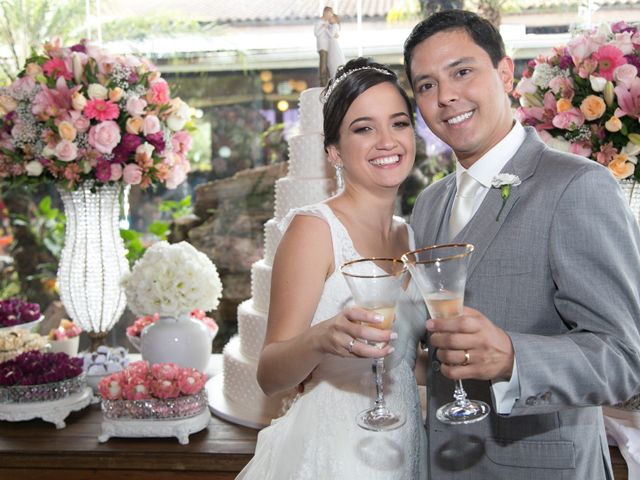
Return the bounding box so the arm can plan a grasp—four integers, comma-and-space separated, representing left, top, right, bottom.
411, 128, 640, 479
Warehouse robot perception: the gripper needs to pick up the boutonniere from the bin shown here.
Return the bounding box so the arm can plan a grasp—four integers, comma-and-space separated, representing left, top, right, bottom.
491, 174, 521, 221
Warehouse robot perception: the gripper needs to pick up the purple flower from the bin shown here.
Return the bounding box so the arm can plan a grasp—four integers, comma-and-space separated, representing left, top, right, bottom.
112, 133, 143, 163
145, 131, 165, 153
558, 55, 573, 70
0, 351, 82, 386
0, 298, 41, 327
95, 158, 112, 182
69, 43, 87, 53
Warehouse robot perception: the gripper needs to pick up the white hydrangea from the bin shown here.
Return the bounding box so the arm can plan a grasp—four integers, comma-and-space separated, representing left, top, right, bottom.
122, 241, 223, 318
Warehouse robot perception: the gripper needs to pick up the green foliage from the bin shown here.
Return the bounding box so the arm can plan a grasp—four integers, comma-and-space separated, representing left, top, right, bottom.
120, 195, 193, 265
12, 196, 65, 262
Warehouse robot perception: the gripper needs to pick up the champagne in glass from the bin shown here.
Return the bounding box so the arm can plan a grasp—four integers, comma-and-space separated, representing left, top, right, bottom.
402, 244, 490, 425
341, 258, 406, 432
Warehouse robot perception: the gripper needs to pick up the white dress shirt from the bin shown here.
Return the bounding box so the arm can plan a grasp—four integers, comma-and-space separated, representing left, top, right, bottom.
453, 121, 526, 415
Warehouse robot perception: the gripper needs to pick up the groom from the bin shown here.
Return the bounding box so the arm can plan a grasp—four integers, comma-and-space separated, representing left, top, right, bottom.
404, 9, 640, 479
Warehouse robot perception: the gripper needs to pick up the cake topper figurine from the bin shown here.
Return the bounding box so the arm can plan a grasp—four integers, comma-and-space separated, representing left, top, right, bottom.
314, 6, 334, 86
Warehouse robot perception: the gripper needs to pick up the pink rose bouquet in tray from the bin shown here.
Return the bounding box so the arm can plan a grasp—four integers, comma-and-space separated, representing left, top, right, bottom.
512, 21, 640, 180
98, 360, 207, 401
0, 38, 193, 190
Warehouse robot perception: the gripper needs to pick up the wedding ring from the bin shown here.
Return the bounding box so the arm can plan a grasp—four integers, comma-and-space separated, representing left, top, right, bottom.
348, 338, 357, 354
462, 350, 470, 366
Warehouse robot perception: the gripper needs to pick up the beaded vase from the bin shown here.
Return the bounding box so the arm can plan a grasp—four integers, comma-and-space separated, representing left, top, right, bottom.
57, 182, 129, 349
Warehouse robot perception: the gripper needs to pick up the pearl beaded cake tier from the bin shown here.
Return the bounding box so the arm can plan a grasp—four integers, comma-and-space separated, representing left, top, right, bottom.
263, 219, 281, 266
251, 260, 272, 314
274, 177, 334, 220
210, 336, 291, 428
298, 87, 324, 134
287, 133, 329, 179
237, 300, 267, 361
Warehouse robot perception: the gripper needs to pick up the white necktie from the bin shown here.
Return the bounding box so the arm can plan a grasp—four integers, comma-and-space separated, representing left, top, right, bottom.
449, 172, 482, 239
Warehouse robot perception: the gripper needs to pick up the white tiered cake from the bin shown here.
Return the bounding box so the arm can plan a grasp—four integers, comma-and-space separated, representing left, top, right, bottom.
208, 87, 335, 428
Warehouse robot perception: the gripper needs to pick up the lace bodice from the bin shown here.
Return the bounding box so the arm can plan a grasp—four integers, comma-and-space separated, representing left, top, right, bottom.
238, 202, 427, 480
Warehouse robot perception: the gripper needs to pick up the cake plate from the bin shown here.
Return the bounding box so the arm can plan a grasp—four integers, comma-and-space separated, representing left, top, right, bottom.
0, 386, 93, 428
207, 374, 270, 430
99, 408, 211, 445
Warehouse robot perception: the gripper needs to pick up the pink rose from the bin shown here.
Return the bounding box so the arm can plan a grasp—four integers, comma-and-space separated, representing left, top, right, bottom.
122, 163, 142, 185
125, 97, 147, 116
88, 120, 121, 154
151, 362, 180, 381
614, 64, 638, 90
142, 114, 161, 136
178, 368, 206, 395
54, 139, 78, 162
125, 376, 152, 400
163, 152, 190, 189
110, 163, 123, 181
126, 360, 150, 378
98, 371, 125, 400
552, 108, 585, 130
151, 378, 181, 399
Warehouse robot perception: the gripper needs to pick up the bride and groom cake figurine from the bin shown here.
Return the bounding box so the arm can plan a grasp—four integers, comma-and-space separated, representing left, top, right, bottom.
212, 9, 640, 480
314, 6, 346, 87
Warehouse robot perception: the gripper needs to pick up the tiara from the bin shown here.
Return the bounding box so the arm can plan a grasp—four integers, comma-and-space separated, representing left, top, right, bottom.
321, 66, 395, 102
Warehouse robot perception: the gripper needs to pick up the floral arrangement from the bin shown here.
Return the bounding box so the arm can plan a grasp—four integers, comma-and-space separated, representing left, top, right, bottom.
126, 308, 218, 338
48, 319, 82, 341
0, 38, 193, 190
513, 21, 640, 180
0, 298, 41, 328
122, 241, 223, 318
0, 350, 83, 386
98, 360, 206, 400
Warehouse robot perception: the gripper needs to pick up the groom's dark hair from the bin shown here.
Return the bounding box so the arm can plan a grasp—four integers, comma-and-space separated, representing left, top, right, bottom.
403, 9, 506, 87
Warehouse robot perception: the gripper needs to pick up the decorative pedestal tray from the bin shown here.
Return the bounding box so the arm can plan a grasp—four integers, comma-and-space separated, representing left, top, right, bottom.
99, 408, 211, 445
0, 386, 93, 428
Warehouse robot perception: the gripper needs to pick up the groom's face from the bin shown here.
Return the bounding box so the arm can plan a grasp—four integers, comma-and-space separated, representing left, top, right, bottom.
409, 29, 515, 169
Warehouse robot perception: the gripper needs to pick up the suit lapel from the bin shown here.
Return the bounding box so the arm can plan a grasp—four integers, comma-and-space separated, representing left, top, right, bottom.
463, 129, 544, 278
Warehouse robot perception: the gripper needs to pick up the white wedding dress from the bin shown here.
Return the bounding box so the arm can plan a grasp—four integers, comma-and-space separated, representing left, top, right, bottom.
237, 203, 427, 480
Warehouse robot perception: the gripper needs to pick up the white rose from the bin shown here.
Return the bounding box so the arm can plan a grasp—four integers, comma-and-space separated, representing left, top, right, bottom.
25, 160, 43, 176
87, 83, 108, 100
167, 100, 192, 132
589, 75, 607, 93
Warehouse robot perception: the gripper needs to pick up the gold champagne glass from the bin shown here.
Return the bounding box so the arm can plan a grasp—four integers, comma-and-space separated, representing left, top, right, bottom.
341, 257, 406, 432
402, 244, 490, 425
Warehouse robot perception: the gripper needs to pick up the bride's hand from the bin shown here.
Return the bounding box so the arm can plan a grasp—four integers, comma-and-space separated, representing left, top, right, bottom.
315, 307, 396, 358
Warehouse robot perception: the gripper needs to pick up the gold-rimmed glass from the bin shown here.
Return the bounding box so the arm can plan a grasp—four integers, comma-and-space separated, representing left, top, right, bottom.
341, 257, 406, 432
402, 244, 490, 425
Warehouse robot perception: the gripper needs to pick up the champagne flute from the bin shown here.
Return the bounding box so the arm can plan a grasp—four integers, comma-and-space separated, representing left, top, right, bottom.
402, 244, 490, 425
340, 257, 406, 432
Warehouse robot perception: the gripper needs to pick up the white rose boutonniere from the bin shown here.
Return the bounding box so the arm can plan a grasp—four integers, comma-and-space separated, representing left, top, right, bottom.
491, 174, 521, 221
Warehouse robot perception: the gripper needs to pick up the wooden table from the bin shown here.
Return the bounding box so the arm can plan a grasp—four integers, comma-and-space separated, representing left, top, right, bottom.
0, 403, 257, 480
0, 402, 629, 480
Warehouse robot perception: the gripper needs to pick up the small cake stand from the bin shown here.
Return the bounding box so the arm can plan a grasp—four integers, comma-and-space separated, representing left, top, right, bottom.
99, 408, 211, 445
0, 386, 93, 429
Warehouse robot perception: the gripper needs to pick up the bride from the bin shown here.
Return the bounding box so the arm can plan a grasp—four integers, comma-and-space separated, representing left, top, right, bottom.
236, 58, 427, 479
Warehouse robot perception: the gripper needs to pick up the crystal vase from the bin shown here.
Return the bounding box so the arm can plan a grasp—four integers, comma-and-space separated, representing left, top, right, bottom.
57, 181, 130, 350
619, 179, 640, 225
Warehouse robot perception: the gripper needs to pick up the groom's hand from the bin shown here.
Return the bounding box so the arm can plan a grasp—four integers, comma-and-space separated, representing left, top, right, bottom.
426, 306, 514, 381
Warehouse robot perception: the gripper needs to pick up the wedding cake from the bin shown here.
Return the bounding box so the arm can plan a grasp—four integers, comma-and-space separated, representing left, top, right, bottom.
208, 87, 335, 428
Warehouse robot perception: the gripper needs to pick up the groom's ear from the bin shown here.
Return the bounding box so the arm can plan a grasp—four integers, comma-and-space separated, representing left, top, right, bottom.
498, 56, 515, 94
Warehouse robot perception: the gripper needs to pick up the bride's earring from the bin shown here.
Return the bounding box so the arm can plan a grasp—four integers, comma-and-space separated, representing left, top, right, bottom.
334, 163, 344, 191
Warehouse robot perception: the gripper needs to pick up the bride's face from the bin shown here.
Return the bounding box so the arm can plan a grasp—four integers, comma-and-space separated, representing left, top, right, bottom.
328, 82, 415, 191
